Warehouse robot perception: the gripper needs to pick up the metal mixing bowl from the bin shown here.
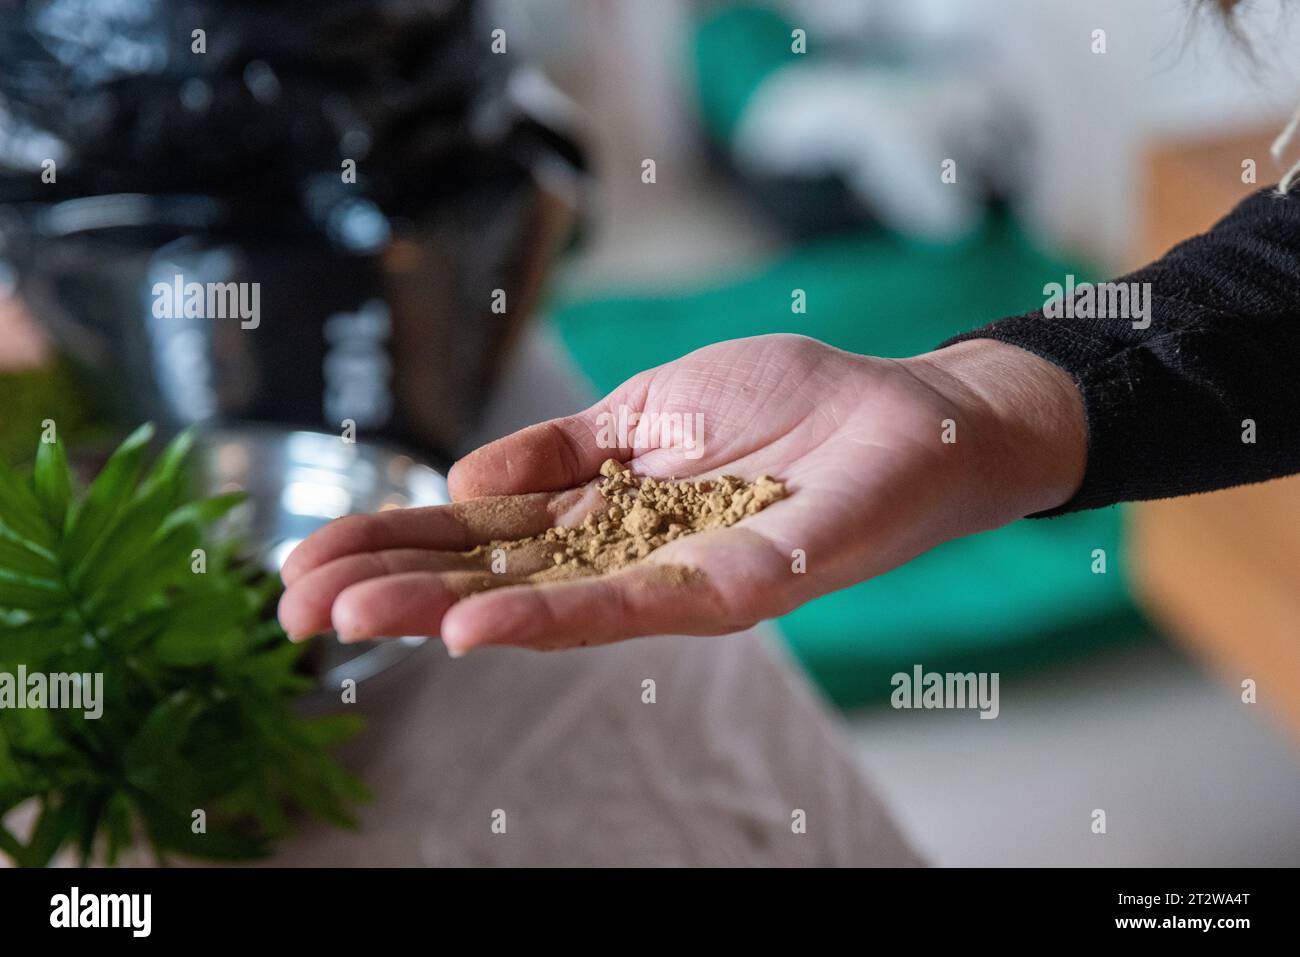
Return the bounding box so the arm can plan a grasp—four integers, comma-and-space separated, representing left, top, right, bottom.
193, 425, 450, 690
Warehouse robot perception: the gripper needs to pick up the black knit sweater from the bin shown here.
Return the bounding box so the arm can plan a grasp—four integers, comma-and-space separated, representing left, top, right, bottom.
944, 188, 1300, 515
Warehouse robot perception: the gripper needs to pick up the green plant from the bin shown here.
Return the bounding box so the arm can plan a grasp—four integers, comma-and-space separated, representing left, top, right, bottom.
0, 424, 366, 865
0, 361, 98, 467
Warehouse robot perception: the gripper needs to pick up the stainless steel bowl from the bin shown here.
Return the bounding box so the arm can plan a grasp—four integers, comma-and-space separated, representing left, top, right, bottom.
193, 425, 450, 690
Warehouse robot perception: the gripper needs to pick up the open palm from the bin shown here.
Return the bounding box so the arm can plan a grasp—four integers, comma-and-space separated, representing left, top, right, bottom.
278, 334, 1084, 654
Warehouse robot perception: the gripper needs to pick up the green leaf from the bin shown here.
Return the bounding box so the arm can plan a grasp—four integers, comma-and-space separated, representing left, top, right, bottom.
122, 691, 204, 795
0, 569, 66, 613
242, 636, 310, 691
69, 482, 170, 595
86, 521, 201, 621
0, 823, 24, 863
62, 423, 155, 568
273, 743, 367, 829
103, 792, 134, 866
74, 788, 109, 865
142, 427, 195, 485
33, 438, 72, 530
0, 423, 364, 866
156, 491, 246, 539
150, 600, 249, 666
99, 607, 169, 655
0, 619, 81, 670
0, 456, 56, 549
18, 794, 84, 868
0, 529, 59, 579
136, 792, 270, 861
299, 713, 366, 748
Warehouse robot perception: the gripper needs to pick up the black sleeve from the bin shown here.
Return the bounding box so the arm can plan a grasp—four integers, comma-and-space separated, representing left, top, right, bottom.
942, 187, 1300, 515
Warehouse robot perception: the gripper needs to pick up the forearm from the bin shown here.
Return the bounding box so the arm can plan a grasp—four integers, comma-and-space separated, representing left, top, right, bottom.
902, 338, 1087, 524
938, 188, 1300, 513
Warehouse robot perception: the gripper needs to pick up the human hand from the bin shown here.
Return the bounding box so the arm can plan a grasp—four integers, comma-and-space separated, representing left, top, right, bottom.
277, 334, 1085, 654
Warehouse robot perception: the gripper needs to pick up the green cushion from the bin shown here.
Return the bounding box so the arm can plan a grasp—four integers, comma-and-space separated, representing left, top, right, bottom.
691, 4, 800, 143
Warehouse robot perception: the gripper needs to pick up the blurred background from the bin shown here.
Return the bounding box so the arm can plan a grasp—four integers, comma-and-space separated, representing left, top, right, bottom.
3, 0, 1299, 865
471, 0, 1300, 865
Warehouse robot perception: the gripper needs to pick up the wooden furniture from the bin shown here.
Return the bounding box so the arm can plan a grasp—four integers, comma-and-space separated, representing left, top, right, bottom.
1132, 126, 1300, 746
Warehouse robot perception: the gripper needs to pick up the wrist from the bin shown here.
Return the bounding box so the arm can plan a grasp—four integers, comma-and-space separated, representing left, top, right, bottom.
901, 338, 1087, 523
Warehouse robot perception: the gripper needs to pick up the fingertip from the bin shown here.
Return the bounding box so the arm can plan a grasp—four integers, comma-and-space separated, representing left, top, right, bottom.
328, 571, 468, 643
277, 584, 329, 643
447, 441, 524, 500
440, 587, 531, 653
279, 514, 360, 584
329, 582, 380, 642
279, 540, 307, 585
438, 604, 479, 656
276, 589, 306, 639
445, 456, 478, 502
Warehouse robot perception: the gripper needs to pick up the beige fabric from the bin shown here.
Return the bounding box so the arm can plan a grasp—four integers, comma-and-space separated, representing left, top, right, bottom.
265, 628, 922, 867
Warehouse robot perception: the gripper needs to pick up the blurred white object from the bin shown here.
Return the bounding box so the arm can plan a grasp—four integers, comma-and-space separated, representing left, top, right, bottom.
733, 64, 1005, 242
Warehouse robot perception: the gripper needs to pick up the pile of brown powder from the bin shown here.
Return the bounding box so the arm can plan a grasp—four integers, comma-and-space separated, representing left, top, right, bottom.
467, 459, 786, 585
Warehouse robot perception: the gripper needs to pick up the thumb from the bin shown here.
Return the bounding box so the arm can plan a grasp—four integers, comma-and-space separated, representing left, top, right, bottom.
448, 409, 630, 500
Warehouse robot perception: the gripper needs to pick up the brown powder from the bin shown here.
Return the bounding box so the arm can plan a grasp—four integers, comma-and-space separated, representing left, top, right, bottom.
465, 459, 785, 586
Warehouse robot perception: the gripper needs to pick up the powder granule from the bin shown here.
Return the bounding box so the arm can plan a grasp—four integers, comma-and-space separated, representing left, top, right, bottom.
467, 459, 785, 584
